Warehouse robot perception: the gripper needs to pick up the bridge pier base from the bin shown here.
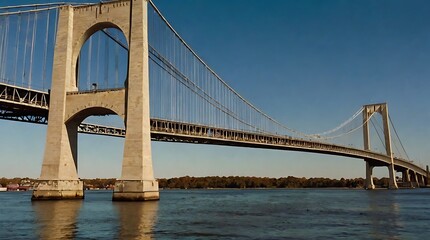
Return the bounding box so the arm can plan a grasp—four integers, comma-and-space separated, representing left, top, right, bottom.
388, 164, 398, 189
365, 162, 375, 189
32, 180, 84, 200
413, 172, 420, 188
403, 169, 413, 188
113, 180, 159, 201
426, 165, 430, 186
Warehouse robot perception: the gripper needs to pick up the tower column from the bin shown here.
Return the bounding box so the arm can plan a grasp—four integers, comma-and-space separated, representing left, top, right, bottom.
387, 165, 398, 189
403, 169, 412, 188
365, 161, 375, 189
32, 6, 83, 200
113, 0, 159, 201
380, 104, 398, 189
414, 172, 420, 188
363, 109, 374, 190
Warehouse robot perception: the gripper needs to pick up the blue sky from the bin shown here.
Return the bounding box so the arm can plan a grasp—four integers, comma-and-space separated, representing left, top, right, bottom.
0, 0, 429, 179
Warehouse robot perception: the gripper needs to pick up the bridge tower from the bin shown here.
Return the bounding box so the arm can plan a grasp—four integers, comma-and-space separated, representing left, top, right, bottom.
363, 103, 398, 189
32, 0, 159, 201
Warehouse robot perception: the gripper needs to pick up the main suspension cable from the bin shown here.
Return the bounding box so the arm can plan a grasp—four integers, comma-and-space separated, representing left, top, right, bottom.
389, 114, 410, 160
308, 107, 364, 137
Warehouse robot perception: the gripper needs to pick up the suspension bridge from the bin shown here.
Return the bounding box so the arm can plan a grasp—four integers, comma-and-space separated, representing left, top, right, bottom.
0, 0, 428, 200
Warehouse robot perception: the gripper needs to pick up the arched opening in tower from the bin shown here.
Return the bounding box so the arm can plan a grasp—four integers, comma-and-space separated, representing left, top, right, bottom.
76, 28, 128, 92
77, 114, 125, 181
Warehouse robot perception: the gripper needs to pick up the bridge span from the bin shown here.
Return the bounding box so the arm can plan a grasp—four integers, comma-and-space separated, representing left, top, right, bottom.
1, 82, 428, 190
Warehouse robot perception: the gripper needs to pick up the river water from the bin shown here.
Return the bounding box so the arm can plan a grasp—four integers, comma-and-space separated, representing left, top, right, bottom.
0, 189, 429, 239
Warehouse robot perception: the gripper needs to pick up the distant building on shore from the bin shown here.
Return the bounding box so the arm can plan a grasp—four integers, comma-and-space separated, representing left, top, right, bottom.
2, 184, 31, 191
6, 184, 19, 191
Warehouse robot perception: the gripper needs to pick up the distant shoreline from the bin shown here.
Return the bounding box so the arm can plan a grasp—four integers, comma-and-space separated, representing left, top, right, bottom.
1, 176, 396, 190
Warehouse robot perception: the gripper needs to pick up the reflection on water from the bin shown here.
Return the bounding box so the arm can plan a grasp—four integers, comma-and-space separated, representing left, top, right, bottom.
114, 201, 159, 240
2, 190, 429, 239
32, 200, 82, 239
367, 191, 401, 239
31, 193, 159, 239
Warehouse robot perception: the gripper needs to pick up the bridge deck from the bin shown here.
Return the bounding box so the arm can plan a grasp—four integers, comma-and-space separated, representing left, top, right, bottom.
78, 118, 428, 176
0, 83, 426, 177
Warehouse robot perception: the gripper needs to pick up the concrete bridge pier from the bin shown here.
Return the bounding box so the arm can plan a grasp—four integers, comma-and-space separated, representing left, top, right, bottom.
416, 173, 425, 187
414, 172, 420, 188
33, 0, 159, 201
387, 164, 398, 189
402, 169, 413, 188
402, 169, 408, 182
111, 0, 159, 201
408, 171, 417, 188
31, 106, 84, 200
426, 165, 430, 186
365, 161, 375, 189
32, 6, 84, 200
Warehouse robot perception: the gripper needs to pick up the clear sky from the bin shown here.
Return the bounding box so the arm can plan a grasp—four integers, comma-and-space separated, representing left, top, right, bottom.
0, 0, 429, 179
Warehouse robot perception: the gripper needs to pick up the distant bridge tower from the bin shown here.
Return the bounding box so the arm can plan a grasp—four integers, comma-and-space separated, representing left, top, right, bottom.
363, 103, 398, 190
32, 0, 159, 200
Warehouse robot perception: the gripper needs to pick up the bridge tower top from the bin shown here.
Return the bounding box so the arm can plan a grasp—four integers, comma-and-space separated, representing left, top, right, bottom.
363, 103, 390, 151
55, 0, 137, 91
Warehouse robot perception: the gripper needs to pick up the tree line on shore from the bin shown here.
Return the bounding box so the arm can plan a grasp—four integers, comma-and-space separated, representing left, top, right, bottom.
0, 176, 391, 189
157, 176, 391, 189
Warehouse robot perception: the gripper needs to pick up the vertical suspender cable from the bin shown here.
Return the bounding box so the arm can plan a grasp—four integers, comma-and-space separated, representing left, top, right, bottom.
115, 38, 119, 88
0, 18, 3, 82
1, 16, 10, 82
0, 16, 8, 82
94, 31, 100, 88
13, 14, 21, 86
47, 8, 59, 90
95, 32, 100, 87
77, 55, 81, 89
389, 115, 410, 160
0, 17, 4, 82
5, 15, 10, 82
22, 13, 30, 86
28, 12, 37, 88
104, 29, 109, 88
87, 36, 92, 90
370, 118, 386, 153
42, 10, 50, 91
